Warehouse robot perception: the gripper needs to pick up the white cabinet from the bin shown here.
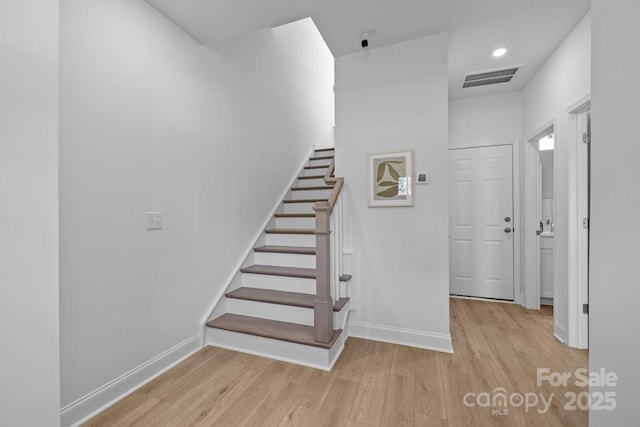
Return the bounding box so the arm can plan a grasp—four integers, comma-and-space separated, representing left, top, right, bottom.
540, 235, 554, 301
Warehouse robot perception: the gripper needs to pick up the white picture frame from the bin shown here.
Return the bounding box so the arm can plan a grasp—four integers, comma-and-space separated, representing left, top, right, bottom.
367, 150, 414, 207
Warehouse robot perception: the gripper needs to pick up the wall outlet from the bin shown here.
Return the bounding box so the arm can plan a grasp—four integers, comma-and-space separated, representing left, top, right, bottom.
146, 212, 163, 230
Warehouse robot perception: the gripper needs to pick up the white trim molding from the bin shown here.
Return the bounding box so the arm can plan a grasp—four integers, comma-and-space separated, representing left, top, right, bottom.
567, 93, 591, 349
448, 138, 520, 151
348, 321, 453, 353
448, 140, 522, 306
61, 334, 200, 427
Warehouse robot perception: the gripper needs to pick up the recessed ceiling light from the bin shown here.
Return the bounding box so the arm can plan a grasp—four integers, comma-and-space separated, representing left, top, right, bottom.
493, 47, 508, 58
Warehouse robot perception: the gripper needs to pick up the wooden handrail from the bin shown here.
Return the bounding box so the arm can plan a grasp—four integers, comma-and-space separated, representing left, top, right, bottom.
327, 178, 343, 210
322, 160, 344, 210
312, 159, 344, 343
323, 161, 336, 183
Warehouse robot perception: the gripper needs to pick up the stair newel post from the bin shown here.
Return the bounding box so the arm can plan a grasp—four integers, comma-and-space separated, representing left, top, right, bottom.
313, 201, 334, 343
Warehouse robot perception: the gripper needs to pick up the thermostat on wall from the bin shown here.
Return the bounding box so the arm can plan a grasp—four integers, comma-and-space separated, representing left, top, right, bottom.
416, 172, 429, 185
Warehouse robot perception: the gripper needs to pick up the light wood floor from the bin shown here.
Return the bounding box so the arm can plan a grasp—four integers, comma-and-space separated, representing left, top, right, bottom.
84, 298, 588, 426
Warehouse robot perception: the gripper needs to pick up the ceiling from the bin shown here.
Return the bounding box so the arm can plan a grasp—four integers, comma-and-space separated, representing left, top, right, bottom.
145, 0, 590, 99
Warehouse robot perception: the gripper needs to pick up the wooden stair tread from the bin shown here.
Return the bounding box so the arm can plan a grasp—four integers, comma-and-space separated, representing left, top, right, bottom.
240, 265, 316, 279
314, 147, 335, 153
310, 155, 334, 160
291, 186, 334, 191
298, 175, 325, 180
274, 213, 315, 218
265, 228, 314, 235
226, 287, 349, 312
304, 165, 329, 170
283, 198, 328, 204
254, 245, 315, 255
207, 314, 342, 349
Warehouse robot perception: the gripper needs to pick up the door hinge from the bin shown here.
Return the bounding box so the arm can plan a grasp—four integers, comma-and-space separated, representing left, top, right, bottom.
583, 303, 589, 315
582, 132, 591, 144
583, 218, 590, 229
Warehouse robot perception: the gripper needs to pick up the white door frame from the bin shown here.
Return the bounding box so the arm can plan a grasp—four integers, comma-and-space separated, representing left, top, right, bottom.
567, 94, 591, 349
524, 120, 557, 311
448, 140, 521, 305
523, 95, 590, 349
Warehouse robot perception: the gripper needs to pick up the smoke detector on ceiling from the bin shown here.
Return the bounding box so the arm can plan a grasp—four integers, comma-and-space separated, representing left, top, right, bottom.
461, 66, 523, 89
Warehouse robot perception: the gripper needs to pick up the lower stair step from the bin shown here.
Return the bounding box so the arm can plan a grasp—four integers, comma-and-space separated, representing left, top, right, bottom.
283, 198, 328, 204
265, 228, 315, 235
240, 264, 316, 279
207, 314, 342, 349
254, 245, 316, 255
291, 186, 334, 191
274, 213, 315, 218
227, 287, 349, 311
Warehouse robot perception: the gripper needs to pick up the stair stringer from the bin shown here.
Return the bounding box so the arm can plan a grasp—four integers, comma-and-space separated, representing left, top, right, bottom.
199, 146, 315, 346
204, 300, 351, 371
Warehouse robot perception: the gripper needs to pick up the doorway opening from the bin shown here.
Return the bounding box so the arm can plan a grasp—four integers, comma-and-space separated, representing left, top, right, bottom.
523, 121, 556, 314
538, 132, 556, 307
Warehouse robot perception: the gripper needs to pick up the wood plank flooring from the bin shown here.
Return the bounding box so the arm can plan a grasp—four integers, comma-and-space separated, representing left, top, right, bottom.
83, 298, 588, 426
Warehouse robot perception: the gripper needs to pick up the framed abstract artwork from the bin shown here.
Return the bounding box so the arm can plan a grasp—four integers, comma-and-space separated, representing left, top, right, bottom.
368, 150, 414, 207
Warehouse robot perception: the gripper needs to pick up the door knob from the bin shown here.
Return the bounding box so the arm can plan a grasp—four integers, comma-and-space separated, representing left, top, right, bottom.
505, 217, 511, 222
505, 227, 512, 233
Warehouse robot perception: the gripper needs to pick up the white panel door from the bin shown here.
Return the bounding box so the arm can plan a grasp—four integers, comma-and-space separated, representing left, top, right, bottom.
449, 145, 514, 300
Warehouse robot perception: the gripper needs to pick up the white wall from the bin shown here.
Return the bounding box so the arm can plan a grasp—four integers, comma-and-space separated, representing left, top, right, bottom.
449, 91, 523, 148
335, 34, 452, 351
59, 0, 334, 415
0, 1, 61, 426
590, 1, 640, 424
523, 12, 591, 339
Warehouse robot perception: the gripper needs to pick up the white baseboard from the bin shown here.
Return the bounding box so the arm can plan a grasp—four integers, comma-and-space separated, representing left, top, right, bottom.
61, 334, 201, 427
554, 322, 567, 344
348, 321, 453, 354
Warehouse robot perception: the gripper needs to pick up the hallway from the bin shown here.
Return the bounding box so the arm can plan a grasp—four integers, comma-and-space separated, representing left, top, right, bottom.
84, 298, 587, 426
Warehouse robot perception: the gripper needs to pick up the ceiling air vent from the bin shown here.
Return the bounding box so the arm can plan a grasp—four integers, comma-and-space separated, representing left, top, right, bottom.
462, 66, 521, 89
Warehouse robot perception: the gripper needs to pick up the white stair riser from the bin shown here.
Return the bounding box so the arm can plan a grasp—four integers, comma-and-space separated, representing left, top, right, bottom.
314, 149, 334, 156
226, 298, 314, 325
308, 158, 333, 167
205, 329, 341, 370
290, 189, 332, 200
302, 167, 329, 177
254, 252, 316, 269
241, 273, 316, 294
296, 178, 326, 187
275, 216, 316, 229
266, 233, 315, 246
283, 202, 316, 214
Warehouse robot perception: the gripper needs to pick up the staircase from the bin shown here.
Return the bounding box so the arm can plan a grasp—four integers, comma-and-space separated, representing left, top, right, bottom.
204, 148, 351, 370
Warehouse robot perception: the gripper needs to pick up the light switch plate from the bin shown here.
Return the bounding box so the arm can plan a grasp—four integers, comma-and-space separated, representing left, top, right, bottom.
146, 212, 163, 230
